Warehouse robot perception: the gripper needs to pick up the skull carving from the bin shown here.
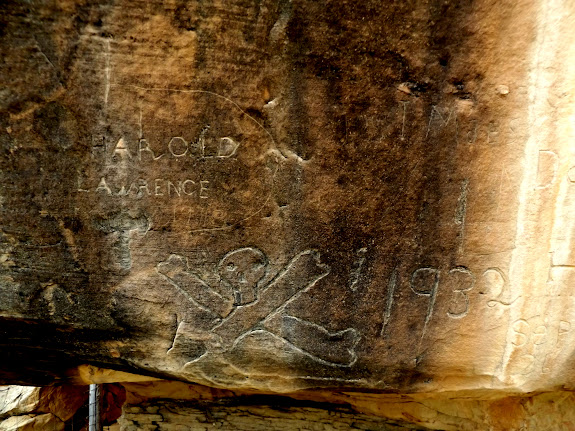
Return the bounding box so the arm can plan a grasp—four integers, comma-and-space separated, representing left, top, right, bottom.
217, 247, 268, 305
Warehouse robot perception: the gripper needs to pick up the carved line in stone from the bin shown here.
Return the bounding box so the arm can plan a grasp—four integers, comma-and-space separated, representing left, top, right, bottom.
511, 319, 548, 348
542, 320, 572, 374
218, 137, 240, 158
403, 101, 518, 147
194, 357, 365, 386
138, 139, 164, 160
348, 247, 367, 291
157, 254, 230, 318
400, 101, 409, 141
410, 267, 440, 341
217, 247, 269, 306
159, 248, 360, 369
187, 153, 281, 234
547, 251, 575, 281
511, 354, 536, 376
425, 105, 456, 139
454, 179, 469, 227
380, 268, 397, 338
381, 265, 479, 342
232, 327, 359, 368
110, 85, 286, 160
506, 316, 560, 376
446, 266, 475, 319
511, 319, 532, 347
95, 177, 209, 199
103, 86, 286, 233
280, 315, 360, 366
484, 267, 519, 307
214, 249, 331, 345
94, 212, 149, 273
135, 132, 237, 160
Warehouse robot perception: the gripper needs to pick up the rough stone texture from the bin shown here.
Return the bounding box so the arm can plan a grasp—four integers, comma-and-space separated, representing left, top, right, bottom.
0, 414, 64, 431
1, 0, 575, 427
0, 385, 88, 430
0, 384, 126, 430
119, 380, 575, 430
116, 381, 575, 430
6, 380, 575, 430
119, 401, 421, 431
0, 387, 40, 420
117, 392, 575, 431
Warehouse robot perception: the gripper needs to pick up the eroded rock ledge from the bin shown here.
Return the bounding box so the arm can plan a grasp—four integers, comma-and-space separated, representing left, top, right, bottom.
3, 380, 575, 430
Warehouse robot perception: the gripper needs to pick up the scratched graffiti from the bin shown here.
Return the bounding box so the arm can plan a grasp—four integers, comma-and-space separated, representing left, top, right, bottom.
158, 247, 360, 369
79, 88, 284, 234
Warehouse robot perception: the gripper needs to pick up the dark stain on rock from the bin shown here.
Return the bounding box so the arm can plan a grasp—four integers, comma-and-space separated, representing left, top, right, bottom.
34, 101, 78, 150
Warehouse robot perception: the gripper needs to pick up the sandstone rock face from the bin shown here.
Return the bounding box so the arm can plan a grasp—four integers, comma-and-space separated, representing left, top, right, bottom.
1, 0, 575, 411
4, 381, 575, 430
0, 387, 40, 419
117, 383, 575, 431
0, 385, 87, 430
118, 401, 417, 431
0, 414, 64, 431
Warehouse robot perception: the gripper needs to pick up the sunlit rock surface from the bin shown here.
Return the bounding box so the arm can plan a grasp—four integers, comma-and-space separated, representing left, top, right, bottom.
4, 381, 575, 430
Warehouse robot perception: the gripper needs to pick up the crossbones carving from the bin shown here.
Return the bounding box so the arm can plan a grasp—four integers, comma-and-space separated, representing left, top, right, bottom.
157, 248, 360, 367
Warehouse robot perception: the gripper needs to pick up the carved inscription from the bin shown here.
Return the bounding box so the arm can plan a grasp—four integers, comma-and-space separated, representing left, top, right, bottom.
348, 247, 368, 291
503, 315, 574, 378
158, 248, 360, 368
445, 267, 475, 319
410, 266, 475, 321
380, 265, 476, 339
482, 267, 518, 307
95, 212, 149, 273
410, 267, 440, 337
412, 102, 504, 146
511, 319, 546, 348
508, 318, 550, 376
542, 320, 571, 374
80, 136, 220, 199
531, 149, 575, 189
104, 130, 240, 162
79, 89, 281, 232
380, 268, 397, 338
136, 134, 240, 161
93, 176, 210, 200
